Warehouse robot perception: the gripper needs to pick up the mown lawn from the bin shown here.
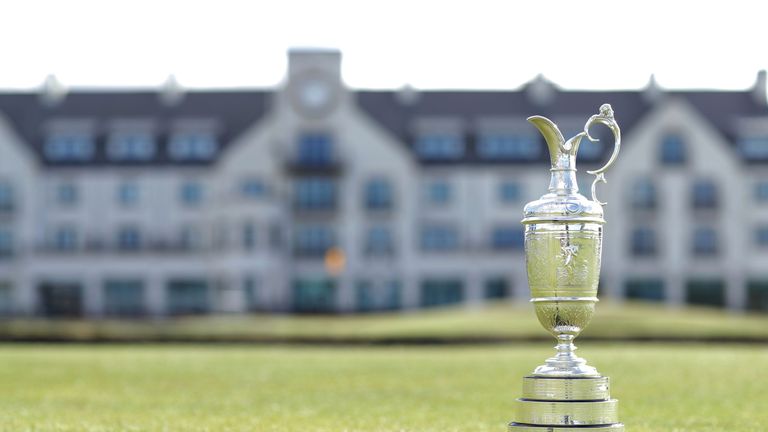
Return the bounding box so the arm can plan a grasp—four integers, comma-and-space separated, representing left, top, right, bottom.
2, 302, 768, 342
0, 343, 763, 431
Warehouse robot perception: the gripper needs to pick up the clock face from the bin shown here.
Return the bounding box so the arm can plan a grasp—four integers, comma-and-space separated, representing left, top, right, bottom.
290, 72, 338, 117
300, 79, 331, 110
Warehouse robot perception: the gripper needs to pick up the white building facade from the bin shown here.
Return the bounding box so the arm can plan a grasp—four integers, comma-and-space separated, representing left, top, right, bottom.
1, 49, 767, 317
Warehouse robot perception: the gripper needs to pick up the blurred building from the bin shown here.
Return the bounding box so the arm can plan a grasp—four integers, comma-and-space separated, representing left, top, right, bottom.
1, 49, 767, 317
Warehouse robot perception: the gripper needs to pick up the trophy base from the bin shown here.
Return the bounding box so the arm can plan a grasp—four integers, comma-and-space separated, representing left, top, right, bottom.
509, 376, 622, 430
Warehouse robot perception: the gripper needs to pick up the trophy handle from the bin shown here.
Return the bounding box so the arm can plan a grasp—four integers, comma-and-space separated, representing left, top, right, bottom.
584, 104, 621, 206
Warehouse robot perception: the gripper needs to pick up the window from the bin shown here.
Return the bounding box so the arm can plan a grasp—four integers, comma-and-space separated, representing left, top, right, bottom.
686, 279, 724, 307
755, 181, 768, 202
365, 226, 394, 256
0, 282, 13, 315
56, 183, 78, 206
117, 182, 139, 206
54, 226, 78, 251
420, 279, 464, 307
166, 279, 209, 315
103, 280, 145, 316
356, 280, 375, 312
425, 180, 451, 205
107, 133, 155, 160
691, 180, 718, 209
180, 181, 203, 206
0, 229, 12, 257
292, 279, 336, 313
117, 226, 141, 251
631, 227, 656, 256
168, 133, 218, 160
659, 134, 686, 165
297, 133, 333, 166
692, 227, 718, 256
243, 223, 257, 251
295, 178, 336, 210
747, 281, 768, 312
739, 137, 768, 160
625, 279, 665, 302
179, 225, 202, 251
240, 178, 267, 199
630, 177, 656, 209
294, 225, 335, 257
757, 226, 768, 248
420, 225, 459, 251
383, 280, 401, 310
38, 282, 83, 317
484, 277, 510, 299
498, 181, 522, 203
476, 134, 539, 160
0, 182, 13, 211
365, 178, 393, 210
243, 276, 258, 311
491, 227, 525, 250
415, 134, 464, 159
44, 133, 94, 161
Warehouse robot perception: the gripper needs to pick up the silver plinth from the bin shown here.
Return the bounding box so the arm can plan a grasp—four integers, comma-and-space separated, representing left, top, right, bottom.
509, 104, 623, 430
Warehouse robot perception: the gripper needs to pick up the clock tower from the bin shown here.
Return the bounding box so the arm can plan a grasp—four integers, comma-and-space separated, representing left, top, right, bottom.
285, 48, 343, 119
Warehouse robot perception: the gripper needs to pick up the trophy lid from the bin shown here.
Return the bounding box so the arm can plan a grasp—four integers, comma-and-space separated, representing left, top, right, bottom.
521, 104, 621, 225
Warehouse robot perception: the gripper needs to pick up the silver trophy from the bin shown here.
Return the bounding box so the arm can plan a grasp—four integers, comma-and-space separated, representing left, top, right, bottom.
509, 104, 624, 431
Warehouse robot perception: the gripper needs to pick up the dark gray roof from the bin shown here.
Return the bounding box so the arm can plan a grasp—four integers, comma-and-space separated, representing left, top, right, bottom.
357, 88, 768, 165
357, 89, 652, 165
1, 86, 767, 167
0, 90, 269, 166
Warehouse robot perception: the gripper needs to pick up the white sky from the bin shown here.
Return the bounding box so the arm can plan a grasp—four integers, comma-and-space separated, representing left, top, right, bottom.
1, 0, 766, 91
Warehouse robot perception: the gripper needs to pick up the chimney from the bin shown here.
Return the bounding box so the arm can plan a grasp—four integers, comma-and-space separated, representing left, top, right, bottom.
752, 70, 767, 106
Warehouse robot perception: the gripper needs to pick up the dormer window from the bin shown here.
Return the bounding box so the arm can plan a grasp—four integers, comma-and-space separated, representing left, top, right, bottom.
107, 133, 156, 161
415, 134, 464, 160
659, 134, 686, 165
44, 133, 94, 161
476, 134, 539, 160
738, 136, 768, 161
168, 132, 218, 161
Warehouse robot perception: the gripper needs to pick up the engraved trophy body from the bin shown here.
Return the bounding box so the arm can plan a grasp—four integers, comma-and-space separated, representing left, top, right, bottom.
509, 104, 624, 431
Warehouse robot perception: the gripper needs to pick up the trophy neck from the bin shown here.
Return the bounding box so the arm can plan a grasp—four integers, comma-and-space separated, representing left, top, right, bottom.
548, 166, 579, 195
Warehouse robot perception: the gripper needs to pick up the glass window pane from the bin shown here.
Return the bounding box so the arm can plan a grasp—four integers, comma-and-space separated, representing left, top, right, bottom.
103, 280, 145, 316
660, 134, 686, 165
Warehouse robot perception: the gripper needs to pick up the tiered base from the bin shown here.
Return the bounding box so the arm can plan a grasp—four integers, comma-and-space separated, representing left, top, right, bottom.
509, 376, 623, 431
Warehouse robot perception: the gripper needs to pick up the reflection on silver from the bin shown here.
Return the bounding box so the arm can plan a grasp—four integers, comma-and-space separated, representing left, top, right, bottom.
509, 105, 623, 431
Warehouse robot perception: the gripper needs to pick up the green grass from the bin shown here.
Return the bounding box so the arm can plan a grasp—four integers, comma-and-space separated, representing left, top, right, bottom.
2, 302, 767, 342
0, 343, 763, 431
